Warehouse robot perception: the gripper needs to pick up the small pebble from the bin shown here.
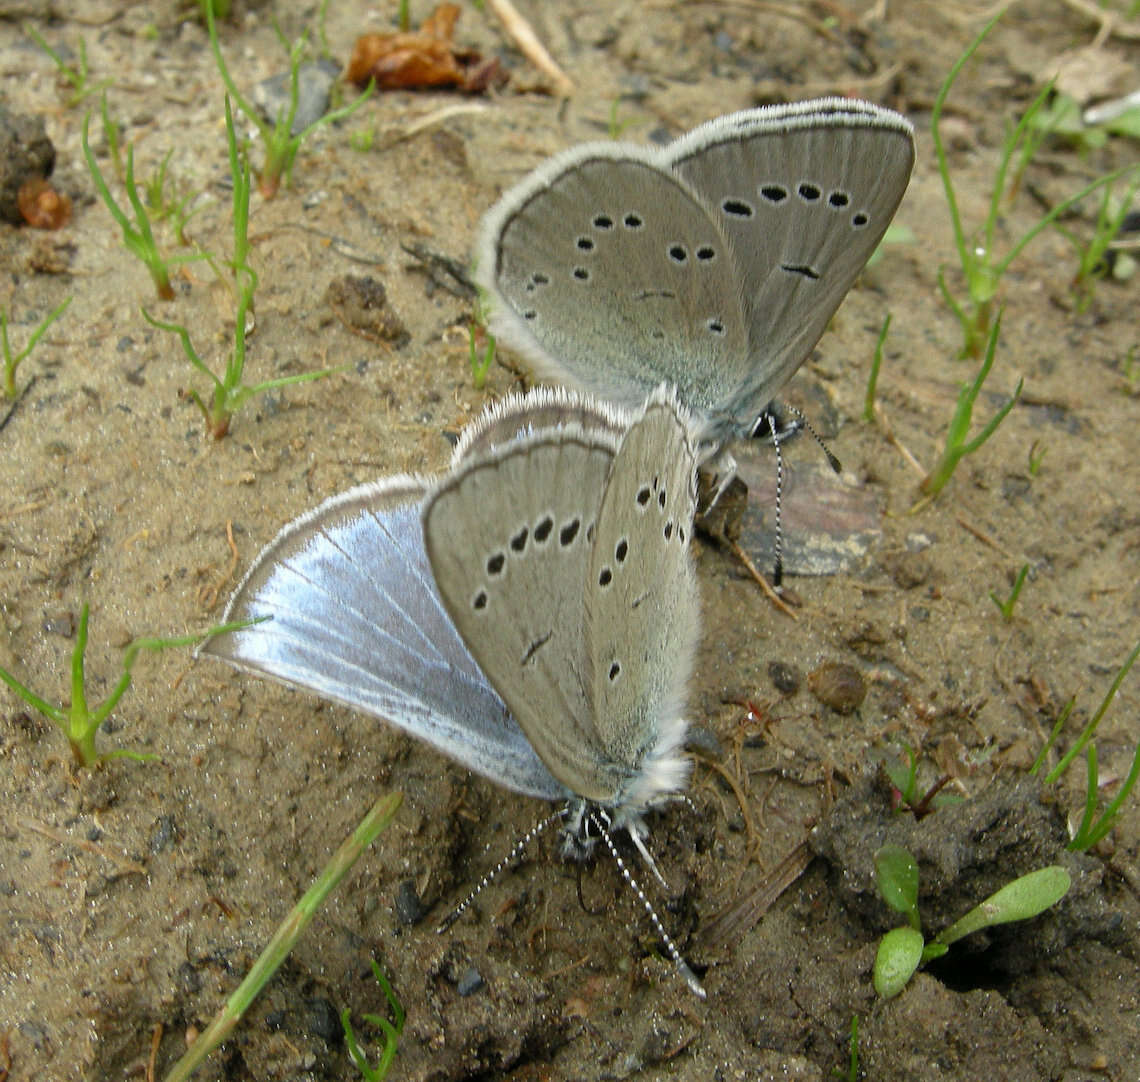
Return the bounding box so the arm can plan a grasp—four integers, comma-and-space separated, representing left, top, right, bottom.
807, 661, 867, 715
768, 660, 801, 695
304, 996, 342, 1045
456, 966, 484, 996
394, 879, 426, 926
253, 59, 341, 135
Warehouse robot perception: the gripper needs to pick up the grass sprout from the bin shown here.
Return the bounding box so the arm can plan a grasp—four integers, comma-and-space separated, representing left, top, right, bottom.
863, 312, 891, 422
989, 562, 1030, 621
884, 744, 961, 819
2, 296, 72, 400
342, 959, 405, 1080
82, 111, 208, 300
917, 312, 1022, 500
1032, 640, 1140, 850
872, 844, 1071, 998
932, 10, 1137, 357
204, 0, 374, 198
0, 603, 249, 767
144, 99, 345, 437
162, 791, 403, 1082
1054, 172, 1140, 313
24, 24, 110, 106
468, 325, 495, 390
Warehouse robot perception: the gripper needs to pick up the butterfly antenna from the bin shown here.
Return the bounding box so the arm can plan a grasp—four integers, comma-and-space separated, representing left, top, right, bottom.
767, 412, 786, 588
780, 402, 842, 474
587, 808, 706, 999
437, 808, 567, 933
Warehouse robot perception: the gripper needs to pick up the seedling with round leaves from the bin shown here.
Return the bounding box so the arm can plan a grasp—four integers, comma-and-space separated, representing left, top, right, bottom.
871, 844, 1071, 998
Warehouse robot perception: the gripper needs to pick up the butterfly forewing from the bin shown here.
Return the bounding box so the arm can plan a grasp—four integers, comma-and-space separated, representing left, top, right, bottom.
586, 392, 700, 782
480, 151, 749, 416
666, 102, 915, 427
424, 428, 629, 802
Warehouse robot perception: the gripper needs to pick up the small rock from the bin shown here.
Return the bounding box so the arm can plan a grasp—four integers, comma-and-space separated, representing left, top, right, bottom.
325, 275, 409, 346
807, 661, 866, 715
768, 660, 801, 695
149, 814, 178, 854
456, 966, 484, 997
0, 104, 55, 225
304, 996, 342, 1045
394, 879, 426, 925
253, 59, 341, 136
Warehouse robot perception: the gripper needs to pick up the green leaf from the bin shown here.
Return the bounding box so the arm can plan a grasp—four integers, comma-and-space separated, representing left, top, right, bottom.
933, 866, 1071, 949
873, 927, 925, 998
874, 845, 921, 928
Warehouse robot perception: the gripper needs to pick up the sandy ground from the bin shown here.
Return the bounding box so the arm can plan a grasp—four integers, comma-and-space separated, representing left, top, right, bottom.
1, 1, 1138, 1080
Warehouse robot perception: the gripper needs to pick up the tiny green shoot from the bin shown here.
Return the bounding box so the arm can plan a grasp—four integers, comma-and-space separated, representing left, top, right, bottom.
143, 101, 345, 437
341, 959, 405, 1080
350, 127, 376, 152
989, 562, 1030, 621
469, 325, 495, 390
204, 0, 375, 198
82, 112, 207, 300
872, 845, 1071, 998
863, 312, 890, 422
608, 99, 637, 139
0, 603, 250, 767
1122, 346, 1140, 396
397, 0, 411, 32
1032, 640, 1140, 850
2, 296, 72, 400
1054, 171, 1140, 313
100, 92, 127, 182
917, 313, 1022, 499
1027, 438, 1046, 476
23, 24, 110, 106
884, 744, 960, 818
830, 1015, 859, 1082
931, 10, 1137, 357
143, 267, 339, 438
141, 148, 209, 248
162, 791, 403, 1082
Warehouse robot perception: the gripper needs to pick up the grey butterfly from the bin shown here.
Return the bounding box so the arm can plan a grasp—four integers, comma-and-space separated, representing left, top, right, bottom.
474, 97, 915, 463
203, 384, 704, 993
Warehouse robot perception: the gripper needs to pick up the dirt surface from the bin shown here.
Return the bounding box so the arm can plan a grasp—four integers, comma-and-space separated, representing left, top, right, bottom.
2, 2, 1139, 1080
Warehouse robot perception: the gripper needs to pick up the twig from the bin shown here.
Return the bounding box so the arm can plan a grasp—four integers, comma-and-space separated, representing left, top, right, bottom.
727, 539, 798, 619
484, 0, 574, 96
955, 513, 1013, 557
699, 841, 813, 949
1056, 0, 1140, 44
20, 818, 147, 875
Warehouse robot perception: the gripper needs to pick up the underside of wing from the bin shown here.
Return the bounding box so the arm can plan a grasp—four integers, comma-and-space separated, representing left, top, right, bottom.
424, 428, 626, 802
586, 387, 701, 811
474, 145, 749, 416
203, 475, 567, 801
666, 99, 915, 426
452, 384, 631, 465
